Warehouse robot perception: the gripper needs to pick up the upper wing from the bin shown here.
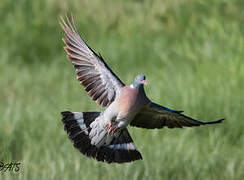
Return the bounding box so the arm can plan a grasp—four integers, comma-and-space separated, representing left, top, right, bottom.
60, 15, 125, 107
130, 102, 224, 129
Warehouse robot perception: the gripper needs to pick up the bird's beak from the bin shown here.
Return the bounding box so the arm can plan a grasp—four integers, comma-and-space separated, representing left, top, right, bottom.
142, 80, 147, 85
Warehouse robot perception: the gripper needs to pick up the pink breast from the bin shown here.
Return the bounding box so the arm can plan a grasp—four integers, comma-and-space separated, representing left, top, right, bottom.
116, 86, 139, 116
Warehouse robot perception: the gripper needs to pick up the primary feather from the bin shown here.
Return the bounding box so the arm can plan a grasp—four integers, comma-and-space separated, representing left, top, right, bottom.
60, 15, 124, 107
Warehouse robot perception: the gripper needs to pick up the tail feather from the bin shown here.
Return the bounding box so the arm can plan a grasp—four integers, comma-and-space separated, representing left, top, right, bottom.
61, 111, 142, 163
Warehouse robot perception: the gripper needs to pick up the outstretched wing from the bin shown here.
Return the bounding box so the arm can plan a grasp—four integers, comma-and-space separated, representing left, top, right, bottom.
130, 102, 224, 129
60, 15, 125, 107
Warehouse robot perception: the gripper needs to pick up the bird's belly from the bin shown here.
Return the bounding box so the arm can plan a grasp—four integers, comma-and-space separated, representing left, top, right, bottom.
114, 86, 146, 125
117, 97, 139, 118
116, 101, 142, 126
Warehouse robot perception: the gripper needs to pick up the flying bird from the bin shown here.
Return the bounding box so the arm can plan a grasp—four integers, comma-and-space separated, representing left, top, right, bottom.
59, 15, 224, 164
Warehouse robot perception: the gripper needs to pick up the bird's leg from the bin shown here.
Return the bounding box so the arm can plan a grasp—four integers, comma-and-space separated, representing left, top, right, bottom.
111, 126, 119, 134
106, 122, 112, 132
106, 122, 120, 135
109, 126, 120, 136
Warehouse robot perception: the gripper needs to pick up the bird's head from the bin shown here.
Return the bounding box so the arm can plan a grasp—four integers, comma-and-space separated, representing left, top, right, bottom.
130, 74, 147, 89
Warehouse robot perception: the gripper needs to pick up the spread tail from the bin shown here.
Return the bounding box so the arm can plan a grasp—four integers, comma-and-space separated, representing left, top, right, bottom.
61, 111, 142, 163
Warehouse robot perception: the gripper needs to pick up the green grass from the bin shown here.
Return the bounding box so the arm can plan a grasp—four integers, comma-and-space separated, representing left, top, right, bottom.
0, 0, 244, 179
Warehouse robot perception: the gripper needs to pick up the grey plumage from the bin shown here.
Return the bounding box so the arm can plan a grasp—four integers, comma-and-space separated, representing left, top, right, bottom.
60, 15, 124, 107
60, 15, 224, 164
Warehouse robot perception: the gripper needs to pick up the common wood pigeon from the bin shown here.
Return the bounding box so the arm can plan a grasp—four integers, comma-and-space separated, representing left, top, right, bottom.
60, 15, 224, 164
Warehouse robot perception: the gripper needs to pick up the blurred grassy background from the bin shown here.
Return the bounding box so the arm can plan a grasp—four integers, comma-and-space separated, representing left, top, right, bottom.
0, 0, 243, 179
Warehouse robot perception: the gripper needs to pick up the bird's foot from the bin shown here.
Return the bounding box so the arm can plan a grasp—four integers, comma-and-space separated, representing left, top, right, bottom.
106, 122, 112, 132
111, 127, 119, 134
106, 122, 120, 135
